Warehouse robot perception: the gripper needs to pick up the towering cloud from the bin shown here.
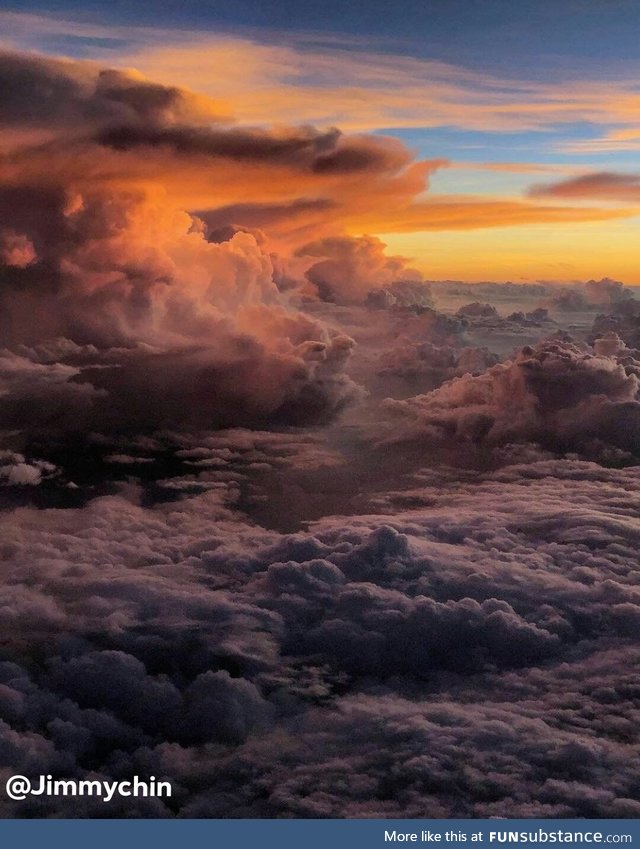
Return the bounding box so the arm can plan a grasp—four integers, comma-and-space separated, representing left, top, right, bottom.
297, 235, 427, 304
2, 51, 403, 430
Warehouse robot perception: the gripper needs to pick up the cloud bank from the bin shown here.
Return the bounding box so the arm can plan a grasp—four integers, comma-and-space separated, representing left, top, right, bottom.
1, 459, 640, 817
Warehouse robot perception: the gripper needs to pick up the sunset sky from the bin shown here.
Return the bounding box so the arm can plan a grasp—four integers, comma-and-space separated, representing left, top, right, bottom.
1, 0, 639, 281
3, 0, 640, 821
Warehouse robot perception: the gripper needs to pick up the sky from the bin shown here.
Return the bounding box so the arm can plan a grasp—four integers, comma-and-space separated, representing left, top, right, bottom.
0, 0, 639, 281
2, 0, 640, 820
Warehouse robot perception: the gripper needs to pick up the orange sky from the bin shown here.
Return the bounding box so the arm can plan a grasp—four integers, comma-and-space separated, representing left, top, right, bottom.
1, 12, 640, 283
380, 218, 640, 283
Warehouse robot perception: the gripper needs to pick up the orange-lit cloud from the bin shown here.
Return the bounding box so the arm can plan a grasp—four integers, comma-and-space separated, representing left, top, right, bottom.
99, 35, 640, 136
0, 50, 366, 425
1, 44, 639, 332
529, 172, 640, 203
346, 197, 635, 234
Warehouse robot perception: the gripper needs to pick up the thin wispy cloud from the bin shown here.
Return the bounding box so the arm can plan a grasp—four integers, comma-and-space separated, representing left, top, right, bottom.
2, 10, 640, 137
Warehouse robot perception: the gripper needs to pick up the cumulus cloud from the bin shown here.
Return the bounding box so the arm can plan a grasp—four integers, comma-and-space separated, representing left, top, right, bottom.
456, 302, 498, 319
0, 229, 36, 267
452, 302, 552, 332
0, 450, 57, 486
0, 185, 360, 431
546, 278, 634, 314
297, 235, 425, 304
377, 342, 498, 390
590, 300, 640, 350
384, 339, 640, 460
365, 280, 434, 309
1, 459, 640, 816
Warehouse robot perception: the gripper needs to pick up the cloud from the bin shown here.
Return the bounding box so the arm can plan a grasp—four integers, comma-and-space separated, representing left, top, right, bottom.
0, 350, 102, 431
0, 450, 57, 486
1, 457, 640, 816
0, 229, 36, 268
1, 49, 629, 257
0, 51, 453, 413
297, 235, 423, 304
353, 197, 634, 233
383, 339, 640, 461
5, 51, 611, 436
377, 342, 499, 385
590, 300, 640, 351
529, 172, 640, 203
0, 49, 448, 241
0, 50, 224, 140
0, 178, 360, 431
1, 35, 640, 823
38, 22, 640, 137
0, 333, 359, 435
95, 123, 411, 177
546, 278, 634, 313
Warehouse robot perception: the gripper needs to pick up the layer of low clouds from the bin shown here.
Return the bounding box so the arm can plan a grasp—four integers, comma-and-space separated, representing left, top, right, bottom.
1, 459, 640, 816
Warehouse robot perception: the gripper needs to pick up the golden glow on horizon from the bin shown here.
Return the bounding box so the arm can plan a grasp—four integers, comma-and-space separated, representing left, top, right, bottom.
379, 219, 640, 283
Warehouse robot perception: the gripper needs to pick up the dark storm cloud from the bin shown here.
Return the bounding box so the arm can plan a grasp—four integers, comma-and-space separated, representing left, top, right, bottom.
97, 124, 340, 164
96, 125, 409, 176
0, 50, 222, 132
0, 349, 102, 430
0, 334, 358, 436
197, 199, 336, 235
